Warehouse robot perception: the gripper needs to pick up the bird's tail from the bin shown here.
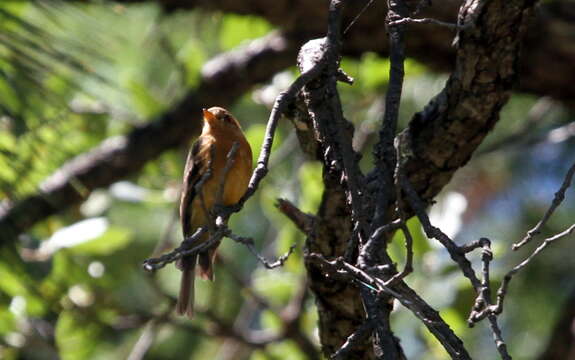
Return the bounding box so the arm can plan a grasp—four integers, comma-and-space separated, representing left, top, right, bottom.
176, 254, 197, 318
198, 248, 217, 281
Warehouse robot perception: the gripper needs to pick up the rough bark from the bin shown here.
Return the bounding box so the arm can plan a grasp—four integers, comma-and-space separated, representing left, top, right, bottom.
400, 0, 537, 203
288, 0, 537, 358
310, 178, 369, 358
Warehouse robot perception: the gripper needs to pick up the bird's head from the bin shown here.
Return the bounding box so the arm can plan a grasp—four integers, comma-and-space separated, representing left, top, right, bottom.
202, 107, 242, 132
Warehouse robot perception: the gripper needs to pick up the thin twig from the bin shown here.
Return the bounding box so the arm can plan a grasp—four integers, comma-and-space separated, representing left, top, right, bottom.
399, 172, 482, 290
226, 231, 297, 269
493, 223, 575, 316
383, 148, 415, 286
307, 252, 472, 359
487, 315, 511, 360
343, 0, 375, 34
400, 171, 511, 359
363, 0, 409, 257
144, 224, 297, 272
459, 238, 489, 254
127, 318, 160, 360
326, 0, 371, 254
514, 161, 575, 250
388, 17, 458, 30
143, 227, 209, 271
307, 253, 402, 299
228, 61, 326, 214
468, 238, 493, 325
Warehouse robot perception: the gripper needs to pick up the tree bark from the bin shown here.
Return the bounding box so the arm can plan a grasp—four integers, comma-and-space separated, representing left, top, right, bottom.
289, 0, 537, 358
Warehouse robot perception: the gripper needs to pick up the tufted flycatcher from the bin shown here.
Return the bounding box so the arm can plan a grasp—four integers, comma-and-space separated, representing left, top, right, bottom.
176, 107, 253, 318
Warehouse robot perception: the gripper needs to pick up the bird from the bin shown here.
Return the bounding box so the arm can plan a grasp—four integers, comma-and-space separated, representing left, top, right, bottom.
176, 106, 253, 318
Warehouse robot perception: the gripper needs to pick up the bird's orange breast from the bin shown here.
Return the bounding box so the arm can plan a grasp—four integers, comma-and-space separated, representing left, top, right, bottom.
190, 133, 252, 228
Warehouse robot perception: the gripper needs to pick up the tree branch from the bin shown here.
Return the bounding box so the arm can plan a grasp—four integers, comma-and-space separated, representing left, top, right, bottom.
394, 0, 537, 206
297, 0, 539, 358
513, 161, 575, 249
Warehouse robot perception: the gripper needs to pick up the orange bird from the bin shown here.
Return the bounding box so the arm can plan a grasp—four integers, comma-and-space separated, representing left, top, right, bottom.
176, 107, 253, 318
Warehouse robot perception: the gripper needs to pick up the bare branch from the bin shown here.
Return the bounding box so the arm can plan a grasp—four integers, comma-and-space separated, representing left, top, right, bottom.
144, 223, 296, 272
388, 17, 458, 29
399, 171, 481, 289
276, 198, 316, 235
143, 227, 209, 272
468, 238, 494, 325
494, 223, 575, 316
400, 169, 512, 358
226, 59, 326, 215
383, 148, 415, 286
307, 252, 472, 359
226, 232, 297, 269
297, 2, 369, 255
368, 0, 409, 239
514, 161, 575, 250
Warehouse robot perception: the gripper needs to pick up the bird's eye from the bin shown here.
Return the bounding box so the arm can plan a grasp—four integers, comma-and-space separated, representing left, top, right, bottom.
222, 114, 232, 123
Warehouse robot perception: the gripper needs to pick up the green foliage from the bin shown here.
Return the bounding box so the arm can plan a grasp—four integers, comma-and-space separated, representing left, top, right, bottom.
0, 1, 573, 360
56, 310, 101, 360
219, 14, 273, 50
253, 340, 308, 360
298, 162, 324, 213
0, 2, 216, 200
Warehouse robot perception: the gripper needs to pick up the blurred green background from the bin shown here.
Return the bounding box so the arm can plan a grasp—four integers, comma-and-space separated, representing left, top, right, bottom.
0, 2, 574, 359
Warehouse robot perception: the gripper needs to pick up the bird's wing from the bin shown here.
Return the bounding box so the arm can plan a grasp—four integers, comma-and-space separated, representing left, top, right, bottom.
179, 137, 208, 237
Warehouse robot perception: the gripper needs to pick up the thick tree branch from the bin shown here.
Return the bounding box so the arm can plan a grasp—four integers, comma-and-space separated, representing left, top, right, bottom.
308, 254, 471, 359
293, 0, 538, 358
395, 0, 537, 205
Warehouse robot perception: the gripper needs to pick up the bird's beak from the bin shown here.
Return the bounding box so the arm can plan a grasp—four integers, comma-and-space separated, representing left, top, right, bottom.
202, 108, 216, 125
